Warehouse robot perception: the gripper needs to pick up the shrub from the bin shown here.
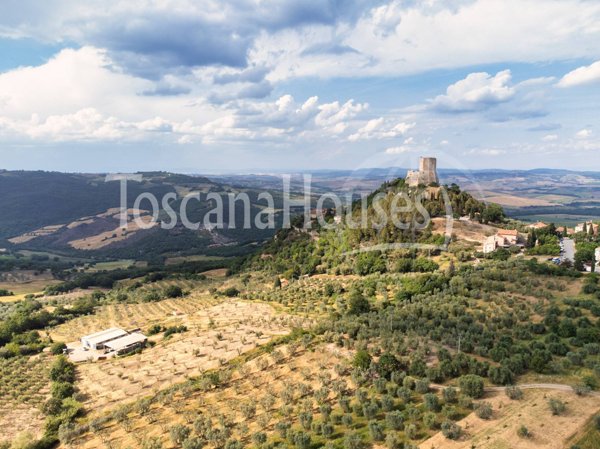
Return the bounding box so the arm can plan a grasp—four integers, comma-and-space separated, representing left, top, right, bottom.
441, 421, 462, 440
49, 356, 75, 383
299, 412, 312, 431
275, 421, 291, 439
170, 424, 191, 447
353, 350, 372, 370
147, 324, 163, 335
385, 432, 402, 449
423, 412, 437, 429
164, 325, 187, 338
459, 374, 485, 398
252, 433, 267, 446
224, 440, 242, 449
517, 425, 531, 438
182, 437, 204, 449
475, 402, 493, 419
321, 423, 334, 439
51, 382, 74, 399
222, 287, 240, 297
548, 398, 566, 415
50, 342, 67, 355
505, 386, 523, 400
348, 289, 370, 315
368, 421, 385, 441
442, 387, 458, 403
164, 285, 184, 298
424, 393, 440, 412
344, 432, 364, 449
414, 378, 430, 394
405, 424, 418, 440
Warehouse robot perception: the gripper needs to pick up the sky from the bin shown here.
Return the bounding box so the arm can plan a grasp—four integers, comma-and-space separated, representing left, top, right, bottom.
0, 0, 599, 173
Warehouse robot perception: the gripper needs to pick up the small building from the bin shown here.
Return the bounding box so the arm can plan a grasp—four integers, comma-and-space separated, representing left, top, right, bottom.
527, 221, 547, 229
103, 332, 147, 355
483, 229, 520, 254
575, 221, 598, 235
497, 229, 518, 245
81, 327, 128, 350
596, 247, 600, 268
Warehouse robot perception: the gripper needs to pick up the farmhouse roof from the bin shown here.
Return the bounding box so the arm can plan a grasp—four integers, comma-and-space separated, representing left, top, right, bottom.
528, 222, 547, 229
497, 229, 518, 236
81, 327, 128, 345
104, 333, 147, 352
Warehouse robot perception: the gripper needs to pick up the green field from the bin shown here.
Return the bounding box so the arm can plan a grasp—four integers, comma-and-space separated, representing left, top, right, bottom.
164, 254, 228, 265
17, 250, 92, 263
84, 259, 146, 271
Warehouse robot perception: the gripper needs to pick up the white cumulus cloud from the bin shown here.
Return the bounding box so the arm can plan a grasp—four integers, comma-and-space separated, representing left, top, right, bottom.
557, 61, 600, 87
430, 70, 516, 112
575, 129, 592, 139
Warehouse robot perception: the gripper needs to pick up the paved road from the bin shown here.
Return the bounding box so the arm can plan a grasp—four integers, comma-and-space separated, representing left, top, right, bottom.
562, 237, 575, 263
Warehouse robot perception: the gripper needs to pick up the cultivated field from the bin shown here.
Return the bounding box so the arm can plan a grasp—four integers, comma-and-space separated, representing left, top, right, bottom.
68, 214, 157, 250
49, 293, 222, 342
66, 342, 348, 449
7, 224, 65, 244
55, 297, 302, 417
0, 353, 52, 442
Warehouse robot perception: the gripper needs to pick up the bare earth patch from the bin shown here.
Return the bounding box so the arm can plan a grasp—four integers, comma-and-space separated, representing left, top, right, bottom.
432, 217, 498, 243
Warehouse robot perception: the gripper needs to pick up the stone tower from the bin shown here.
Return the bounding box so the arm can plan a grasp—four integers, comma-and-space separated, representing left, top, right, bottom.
406, 156, 439, 186
419, 157, 438, 185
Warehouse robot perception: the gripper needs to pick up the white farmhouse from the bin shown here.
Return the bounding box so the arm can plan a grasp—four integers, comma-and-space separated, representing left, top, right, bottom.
81, 328, 128, 350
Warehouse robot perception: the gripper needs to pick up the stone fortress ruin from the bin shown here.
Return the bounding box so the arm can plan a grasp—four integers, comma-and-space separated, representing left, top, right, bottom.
406, 156, 439, 187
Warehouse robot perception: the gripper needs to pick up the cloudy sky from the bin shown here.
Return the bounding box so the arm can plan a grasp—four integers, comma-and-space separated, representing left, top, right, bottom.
0, 0, 599, 173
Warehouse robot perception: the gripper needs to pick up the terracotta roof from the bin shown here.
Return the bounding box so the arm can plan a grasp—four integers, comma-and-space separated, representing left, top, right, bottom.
528, 221, 547, 229
497, 229, 518, 236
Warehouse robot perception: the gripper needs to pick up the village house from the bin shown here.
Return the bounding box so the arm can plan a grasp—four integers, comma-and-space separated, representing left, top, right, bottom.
482, 229, 520, 254
575, 221, 598, 235
527, 221, 548, 229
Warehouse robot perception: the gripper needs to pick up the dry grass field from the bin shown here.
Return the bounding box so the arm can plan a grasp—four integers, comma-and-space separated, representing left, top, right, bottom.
7, 224, 65, 244
431, 217, 498, 244
419, 389, 600, 449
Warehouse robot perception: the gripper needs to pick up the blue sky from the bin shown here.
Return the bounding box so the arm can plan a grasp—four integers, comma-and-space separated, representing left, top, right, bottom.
0, 0, 599, 173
